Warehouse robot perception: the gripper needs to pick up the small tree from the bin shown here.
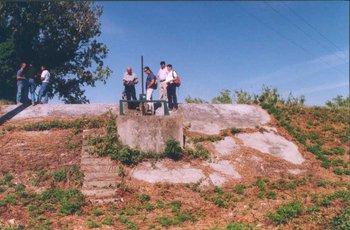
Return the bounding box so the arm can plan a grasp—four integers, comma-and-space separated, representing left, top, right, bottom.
212, 89, 232, 104
184, 96, 207, 104
326, 95, 350, 108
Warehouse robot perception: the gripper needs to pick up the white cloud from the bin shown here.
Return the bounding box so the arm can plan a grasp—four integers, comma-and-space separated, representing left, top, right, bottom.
243, 50, 349, 85
293, 81, 349, 95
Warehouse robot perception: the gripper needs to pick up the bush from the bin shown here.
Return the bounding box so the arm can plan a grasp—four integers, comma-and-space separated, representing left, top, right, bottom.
188, 145, 210, 160
331, 207, 350, 229
164, 139, 182, 161
267, 200, 303, 225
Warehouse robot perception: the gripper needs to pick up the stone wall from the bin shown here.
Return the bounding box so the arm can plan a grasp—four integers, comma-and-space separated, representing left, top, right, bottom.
117, 115, 183, 153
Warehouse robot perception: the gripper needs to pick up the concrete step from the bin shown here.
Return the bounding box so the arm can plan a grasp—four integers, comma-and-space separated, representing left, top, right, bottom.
90, 197, 124, 204
84, 173, 119, 181
83, 180, 120, 188
81, 165, 118, 172
81, 188, 117, 197
80, 158, 114, 165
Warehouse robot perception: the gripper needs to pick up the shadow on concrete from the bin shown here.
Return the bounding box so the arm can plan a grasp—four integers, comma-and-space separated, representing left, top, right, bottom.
0, 103, 31, 126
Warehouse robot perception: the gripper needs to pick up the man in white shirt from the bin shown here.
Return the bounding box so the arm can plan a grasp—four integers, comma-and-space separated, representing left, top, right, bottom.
37, 65, 50, 104
123, 66, 138, 109
165, 64, 178, 111
157, 61, 168, 101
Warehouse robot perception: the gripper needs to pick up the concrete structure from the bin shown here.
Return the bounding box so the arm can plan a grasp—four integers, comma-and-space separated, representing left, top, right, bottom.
117, 115, 183, 153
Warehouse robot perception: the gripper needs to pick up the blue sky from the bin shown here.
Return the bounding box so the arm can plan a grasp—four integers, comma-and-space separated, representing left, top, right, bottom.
81, 1, 349, 106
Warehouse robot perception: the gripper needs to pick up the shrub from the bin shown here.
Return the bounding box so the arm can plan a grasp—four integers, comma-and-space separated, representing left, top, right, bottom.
267, 200, 303, 225
137, 193, 150, 203
331, 207, 350, 229
226, 222, 252, 230
164, 139, 182, 161
233, 184, 245, 195
189, 145, 210, 160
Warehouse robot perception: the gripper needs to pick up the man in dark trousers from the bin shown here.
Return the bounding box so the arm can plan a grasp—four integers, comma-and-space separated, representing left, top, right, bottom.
16, 62, 27, 105
165, 64, 179, 111
27, 63, 38, 105
123, 66, 139, 109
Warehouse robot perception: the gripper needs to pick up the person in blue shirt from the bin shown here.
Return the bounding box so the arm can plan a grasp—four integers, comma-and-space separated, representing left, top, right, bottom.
144, 66, 157, 114
16, 63, 27, 104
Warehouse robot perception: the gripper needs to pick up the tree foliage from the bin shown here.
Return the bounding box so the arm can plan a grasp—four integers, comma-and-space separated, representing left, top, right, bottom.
212, 89, 232, 104
325, 95, 350, 108
0, 2, 111, 103
184, 96, 207, 104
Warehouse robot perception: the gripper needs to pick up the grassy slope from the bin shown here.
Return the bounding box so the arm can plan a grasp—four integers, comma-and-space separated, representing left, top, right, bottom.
0, 106, 349, 229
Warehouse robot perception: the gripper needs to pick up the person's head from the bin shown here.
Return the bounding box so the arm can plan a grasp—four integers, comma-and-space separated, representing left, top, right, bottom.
20, 63, 26, 69
41, 65, 46, 71
143, 66, 151, 74
167, 64, 172, 71
160, 61, 166, 69
127, 67, 132, 74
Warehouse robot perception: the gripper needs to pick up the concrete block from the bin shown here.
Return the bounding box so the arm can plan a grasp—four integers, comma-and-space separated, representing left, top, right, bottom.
117, 115, 183, 153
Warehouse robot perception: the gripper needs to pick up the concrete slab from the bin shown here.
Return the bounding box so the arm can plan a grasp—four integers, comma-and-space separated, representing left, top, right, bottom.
213, 137, 240, 156
180, 104, 270, 135
237, 132, 305, 164
0, 103, 117, 119
117, 115, 183, 153
131, 162, 205, 184
209, 173, 227, 187
208, 161, 241, 179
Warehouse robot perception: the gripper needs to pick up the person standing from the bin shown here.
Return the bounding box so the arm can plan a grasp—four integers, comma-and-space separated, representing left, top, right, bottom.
16, 63, 27, 104
165, 64, 178, 111
123, 67, 138, 109
144, 66, 157, 114
157, 61, 168, 101
27, 63, 37, 105
37, 65, 50, 104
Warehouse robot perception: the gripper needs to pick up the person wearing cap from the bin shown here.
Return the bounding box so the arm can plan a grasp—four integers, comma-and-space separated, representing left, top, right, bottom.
157, 61, 168, 101
123, 66, 138, 109
165, 64, 178, 111
144, 66, 157, 114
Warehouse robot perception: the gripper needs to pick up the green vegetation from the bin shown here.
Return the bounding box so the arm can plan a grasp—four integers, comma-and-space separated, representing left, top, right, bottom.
185, 96, 208, 104
326, 95, 350, 108
164, 139, 183, 161
186, 144, 210, 160
212, 89, 233, 104
267, 200, 303, 225
52, 165, 84, 186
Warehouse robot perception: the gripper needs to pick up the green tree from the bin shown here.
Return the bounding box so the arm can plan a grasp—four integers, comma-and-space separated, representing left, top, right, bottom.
0, 2, 111, 103
184, 96, 207, 104
326, 95, 350, 108
212, 89, 232, 104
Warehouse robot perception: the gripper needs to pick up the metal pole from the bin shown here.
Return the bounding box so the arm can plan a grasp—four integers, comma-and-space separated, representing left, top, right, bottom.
141, 55, 144, 95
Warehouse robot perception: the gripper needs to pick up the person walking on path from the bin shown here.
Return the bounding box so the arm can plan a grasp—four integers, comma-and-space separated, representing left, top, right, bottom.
37, 65, 50, 104
16, 62, 27, 105
123, 66, 138, 109
157, 61, 168, 101
165, 64, 178, 111
144, 66, 157, 114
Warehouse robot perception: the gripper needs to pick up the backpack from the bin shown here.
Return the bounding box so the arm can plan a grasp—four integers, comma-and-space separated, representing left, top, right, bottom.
172, 70, 181, 87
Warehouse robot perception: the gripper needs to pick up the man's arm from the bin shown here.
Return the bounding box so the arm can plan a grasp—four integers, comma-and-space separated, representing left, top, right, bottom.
133, 74, 138, 84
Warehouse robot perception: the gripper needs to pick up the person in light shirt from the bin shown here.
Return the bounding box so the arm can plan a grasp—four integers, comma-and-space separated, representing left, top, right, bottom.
37, 65, 50, 104
165, 64, 178, 111
157, 61, 168, 101
123, 66, 139, 109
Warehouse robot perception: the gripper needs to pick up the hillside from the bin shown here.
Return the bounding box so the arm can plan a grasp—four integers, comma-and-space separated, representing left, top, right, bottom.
0, 103, 349, 229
